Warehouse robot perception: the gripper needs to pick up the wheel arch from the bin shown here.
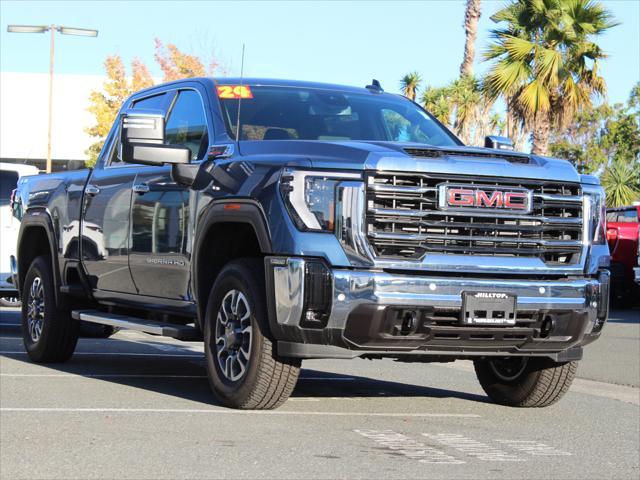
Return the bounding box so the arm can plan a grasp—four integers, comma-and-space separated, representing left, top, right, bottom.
192, 200, 272, 329
17, 209, 61, 304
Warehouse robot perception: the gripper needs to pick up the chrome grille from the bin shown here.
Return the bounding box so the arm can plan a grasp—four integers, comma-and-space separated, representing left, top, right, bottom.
366, 172, 584, 265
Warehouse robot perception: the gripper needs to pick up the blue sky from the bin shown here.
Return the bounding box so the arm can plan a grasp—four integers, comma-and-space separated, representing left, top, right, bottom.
1, 0, 638, 104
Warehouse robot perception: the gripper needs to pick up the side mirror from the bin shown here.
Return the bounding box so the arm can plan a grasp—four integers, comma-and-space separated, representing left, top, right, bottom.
120, 111, 190, 166
484, 135, 514, 151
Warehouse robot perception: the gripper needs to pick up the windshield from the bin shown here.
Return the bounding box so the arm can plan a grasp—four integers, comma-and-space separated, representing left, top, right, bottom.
218, 85, 460, 146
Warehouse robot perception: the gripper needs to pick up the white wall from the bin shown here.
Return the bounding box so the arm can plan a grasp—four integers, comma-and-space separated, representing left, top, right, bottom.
0, 72, 104, 162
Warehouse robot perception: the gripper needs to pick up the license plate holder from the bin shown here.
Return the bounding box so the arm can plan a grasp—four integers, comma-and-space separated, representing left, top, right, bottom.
462, 292, 517, 326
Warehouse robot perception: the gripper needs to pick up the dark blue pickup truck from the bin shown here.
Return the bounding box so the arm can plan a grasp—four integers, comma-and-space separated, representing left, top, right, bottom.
13, 78, 610, 409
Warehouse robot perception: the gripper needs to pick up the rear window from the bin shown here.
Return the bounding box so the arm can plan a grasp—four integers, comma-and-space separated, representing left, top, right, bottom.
606, 209, 639, 223
0, 170, 19, 207
218, 85, 459, 146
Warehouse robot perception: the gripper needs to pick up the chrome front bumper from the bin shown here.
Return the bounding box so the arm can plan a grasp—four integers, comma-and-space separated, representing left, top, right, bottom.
266, 257, 609, 361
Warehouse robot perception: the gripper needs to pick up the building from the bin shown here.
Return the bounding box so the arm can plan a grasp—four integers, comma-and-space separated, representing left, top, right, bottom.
0, 72, 105, 171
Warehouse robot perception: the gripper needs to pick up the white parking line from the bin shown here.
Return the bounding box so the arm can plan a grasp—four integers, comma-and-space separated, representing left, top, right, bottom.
423, 433, 524, 462
0, 373, 354, 381
0, 373, 207, 378
496, 440, 571, 456
0, 407, 480, 418
0, 351, 202, 358
355, 430, 466, 464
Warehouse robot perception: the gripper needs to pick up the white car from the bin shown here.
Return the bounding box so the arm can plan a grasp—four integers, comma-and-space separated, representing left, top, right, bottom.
0, 162, 39, 306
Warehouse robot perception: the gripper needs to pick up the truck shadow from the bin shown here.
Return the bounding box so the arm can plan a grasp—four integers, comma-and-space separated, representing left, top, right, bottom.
0, 309, 488, 406
606, 308, 640, 324
293, 369, 489, 403
0, 350, 489, 407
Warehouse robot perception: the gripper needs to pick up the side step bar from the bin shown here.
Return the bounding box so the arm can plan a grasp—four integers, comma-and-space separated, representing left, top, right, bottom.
71, 310, 201, 341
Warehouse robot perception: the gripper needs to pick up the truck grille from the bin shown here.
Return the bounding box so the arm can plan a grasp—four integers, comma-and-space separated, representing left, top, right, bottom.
366, 172, 584, 265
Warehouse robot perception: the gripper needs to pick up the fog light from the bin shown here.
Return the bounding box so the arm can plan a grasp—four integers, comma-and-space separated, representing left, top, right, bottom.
301, 260, 333, 327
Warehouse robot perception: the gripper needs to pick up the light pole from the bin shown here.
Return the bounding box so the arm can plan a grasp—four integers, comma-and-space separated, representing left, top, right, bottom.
7, 25, 98, 173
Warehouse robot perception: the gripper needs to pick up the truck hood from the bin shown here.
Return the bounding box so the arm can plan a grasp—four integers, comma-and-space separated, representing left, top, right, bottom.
238, 140, 582, 183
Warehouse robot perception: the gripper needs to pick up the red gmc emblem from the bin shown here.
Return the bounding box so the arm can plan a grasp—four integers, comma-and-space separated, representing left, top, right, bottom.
438, 184, 532, 213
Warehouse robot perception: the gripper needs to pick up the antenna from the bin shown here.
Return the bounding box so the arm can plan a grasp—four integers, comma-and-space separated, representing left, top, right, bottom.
235, 44, 245, 143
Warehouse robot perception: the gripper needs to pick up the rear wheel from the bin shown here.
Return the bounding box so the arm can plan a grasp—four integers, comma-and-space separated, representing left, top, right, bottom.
21, 256, 79, 363
474, 357, 577, 407
204, 258, 300, 409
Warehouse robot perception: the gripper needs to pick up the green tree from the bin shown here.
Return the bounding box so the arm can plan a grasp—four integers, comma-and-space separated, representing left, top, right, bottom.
601, 160, 640, 207
420, 85, 453, 126
550, 83, 640, 174
399, 72, 422, 102
484, 0, 618, 155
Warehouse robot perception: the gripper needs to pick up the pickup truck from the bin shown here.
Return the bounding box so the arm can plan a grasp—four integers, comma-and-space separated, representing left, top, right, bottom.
606, 206, 640, 305
13, 78, 610, 409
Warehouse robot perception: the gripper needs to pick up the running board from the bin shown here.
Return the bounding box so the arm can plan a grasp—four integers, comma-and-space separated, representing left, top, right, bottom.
71, 310, 200, 341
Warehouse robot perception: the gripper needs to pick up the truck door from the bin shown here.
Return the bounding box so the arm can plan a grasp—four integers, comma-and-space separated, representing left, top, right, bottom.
81, 91, 171, 294
128, 89, 210, 300
81, 144, 138, 294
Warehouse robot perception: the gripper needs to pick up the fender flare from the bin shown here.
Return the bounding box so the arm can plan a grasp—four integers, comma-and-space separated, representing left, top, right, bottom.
16, 208, 62, 304
191, 199, 272, 324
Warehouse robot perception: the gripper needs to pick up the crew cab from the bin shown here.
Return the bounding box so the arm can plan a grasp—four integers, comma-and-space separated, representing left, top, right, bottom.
14, 78, 610, 409
606, 206, 640, 304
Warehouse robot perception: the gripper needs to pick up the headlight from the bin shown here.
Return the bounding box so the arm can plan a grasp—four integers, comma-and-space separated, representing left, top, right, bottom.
588, 188, 607, 245
280, 169, 361, 232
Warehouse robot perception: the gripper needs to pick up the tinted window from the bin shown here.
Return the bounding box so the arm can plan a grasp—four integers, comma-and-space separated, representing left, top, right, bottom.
165, 90, 208, 160
132, 93, 167, 111
219, 86, 459, 146
607, 210, 639, 223
0, 170, 19, 206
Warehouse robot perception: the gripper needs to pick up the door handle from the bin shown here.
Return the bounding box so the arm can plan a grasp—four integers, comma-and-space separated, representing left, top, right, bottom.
85, 184, 100, 196
133, 183, 150, 194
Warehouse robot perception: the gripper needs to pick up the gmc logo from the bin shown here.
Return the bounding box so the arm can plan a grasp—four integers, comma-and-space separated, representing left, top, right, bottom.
438, 184, 532, 213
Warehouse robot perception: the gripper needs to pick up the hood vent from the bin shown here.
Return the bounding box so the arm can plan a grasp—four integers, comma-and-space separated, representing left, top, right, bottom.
404, 148, 531, 164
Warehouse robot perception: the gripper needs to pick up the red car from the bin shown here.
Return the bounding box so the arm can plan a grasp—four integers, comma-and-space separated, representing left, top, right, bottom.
606, 205, 640, 305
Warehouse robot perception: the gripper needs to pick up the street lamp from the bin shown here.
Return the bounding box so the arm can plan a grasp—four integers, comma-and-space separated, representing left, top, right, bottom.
7, 24, 98, 173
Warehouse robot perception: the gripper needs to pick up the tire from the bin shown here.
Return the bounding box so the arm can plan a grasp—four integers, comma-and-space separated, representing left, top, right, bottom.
0, 296, 21, 308
204, 258, 300, 409
474, 357, 577, 407
21, 256, 79, 363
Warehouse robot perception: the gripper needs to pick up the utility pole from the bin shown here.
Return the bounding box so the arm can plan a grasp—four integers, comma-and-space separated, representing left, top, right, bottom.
8, 24, 98, 173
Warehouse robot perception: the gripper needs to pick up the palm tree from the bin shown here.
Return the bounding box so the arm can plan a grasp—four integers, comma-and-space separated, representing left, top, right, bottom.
449, 76, 484, 144
421, 85, 453, 126
399, 72, 422, 101
601, 160, 640, 207
460, 0, 482, 77
484, 0, 618, 155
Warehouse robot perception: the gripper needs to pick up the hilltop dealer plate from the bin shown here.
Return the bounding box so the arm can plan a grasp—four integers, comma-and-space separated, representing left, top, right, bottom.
461, 291, 517, 326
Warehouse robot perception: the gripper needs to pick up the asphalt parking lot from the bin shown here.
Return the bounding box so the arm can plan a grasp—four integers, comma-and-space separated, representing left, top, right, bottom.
1, 307, 638, 479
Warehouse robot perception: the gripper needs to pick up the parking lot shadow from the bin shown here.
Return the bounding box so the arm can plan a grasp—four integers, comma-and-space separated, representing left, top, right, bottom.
0, 348, 488, 406
293, 369, 489, 403
607, 308, 640, 324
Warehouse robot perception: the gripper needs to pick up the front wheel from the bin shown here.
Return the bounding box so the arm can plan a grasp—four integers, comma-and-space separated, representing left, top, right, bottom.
204, 258, 300, 409
21, 256, 79, 363
474, 357, 577, 407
